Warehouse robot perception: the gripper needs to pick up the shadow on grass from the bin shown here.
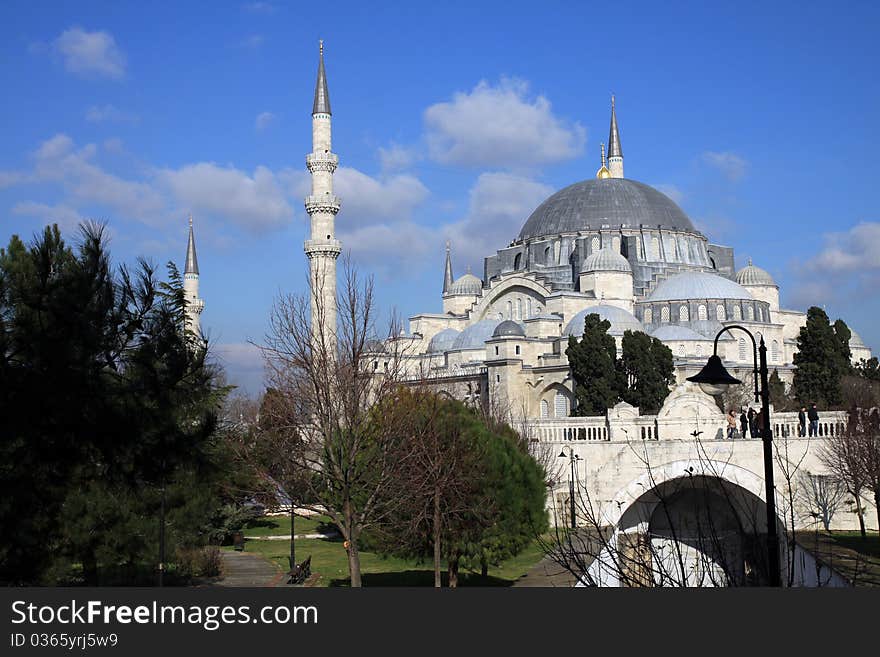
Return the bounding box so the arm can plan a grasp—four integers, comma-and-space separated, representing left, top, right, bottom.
327, 570, 514, 587
829, 533, 880, 558
244, 518, 282, 531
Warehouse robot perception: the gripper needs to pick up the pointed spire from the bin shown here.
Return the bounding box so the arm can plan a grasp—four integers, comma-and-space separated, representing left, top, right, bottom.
312, 39, 331, 115
607, 94, 622, 159
443, 240, 454, 294
185, 214, 199, 275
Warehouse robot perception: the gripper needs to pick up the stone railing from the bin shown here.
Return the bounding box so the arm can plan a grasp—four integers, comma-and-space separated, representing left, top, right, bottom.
528, 408, 849, 444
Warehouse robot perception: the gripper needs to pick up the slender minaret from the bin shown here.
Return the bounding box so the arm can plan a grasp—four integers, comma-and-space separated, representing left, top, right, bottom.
183, 214, 204, 335
304, 40, 341, 347
607, 95, 624, 179
442, 240, 454, 294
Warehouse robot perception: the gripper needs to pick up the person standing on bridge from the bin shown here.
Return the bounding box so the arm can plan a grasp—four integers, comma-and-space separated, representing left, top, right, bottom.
798, 406, 807, 437
740, 408, 748, 439
727, 409, 737, 439
747, 407, 757, 438
808, 403, 820, 437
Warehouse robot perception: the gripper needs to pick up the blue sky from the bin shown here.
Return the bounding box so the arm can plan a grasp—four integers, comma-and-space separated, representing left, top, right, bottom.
2, 0, 879, 395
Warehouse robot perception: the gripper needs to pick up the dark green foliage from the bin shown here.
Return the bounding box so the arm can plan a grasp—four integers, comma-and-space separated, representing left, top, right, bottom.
768, 369, 790, 410
618, 330, 676, 413
792, 307, 853, 408
0, 223, 228, 584
856, 357, 880, 382
566, 314, 622, 416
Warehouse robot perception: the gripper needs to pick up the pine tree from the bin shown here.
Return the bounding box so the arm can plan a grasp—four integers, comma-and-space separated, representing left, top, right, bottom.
566, 313, 622, 416
618, 331, 675, 413
792, 307, 852, 408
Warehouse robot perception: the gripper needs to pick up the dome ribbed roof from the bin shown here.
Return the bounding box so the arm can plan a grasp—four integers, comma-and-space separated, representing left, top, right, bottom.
518, 178, 696, 241
492, 320, 526, 337
580, 248, 632, 273
736, 263, 777, 287
427, 328, 460, 353
649, 272, 753, 302
448, 273, 482, 295
451, 320, 503, 350
563, 304, 644, 337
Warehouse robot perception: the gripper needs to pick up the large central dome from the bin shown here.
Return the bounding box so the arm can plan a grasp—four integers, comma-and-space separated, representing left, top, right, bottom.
517, 178, 697, 241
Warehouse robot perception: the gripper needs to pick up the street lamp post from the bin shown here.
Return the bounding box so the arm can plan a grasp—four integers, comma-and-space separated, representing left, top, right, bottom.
558, 448, 582, 530
687, 325, 782, 587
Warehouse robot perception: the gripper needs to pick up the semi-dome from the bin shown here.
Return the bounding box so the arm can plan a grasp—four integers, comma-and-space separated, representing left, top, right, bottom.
648, 271, 753, 302
850, 329, 866, 348
518, 178, 697, 241
451, 319, 503, 350
563, 304, 645, 337
448, 272, 482, 295
650, 325, 709, 341
427, 328, 460, 353
492, 320, 526, 338
736, 261, 777, 287
580, 247, 632, 273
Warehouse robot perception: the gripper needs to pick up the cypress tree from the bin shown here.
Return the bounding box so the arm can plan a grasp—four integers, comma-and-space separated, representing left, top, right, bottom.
792, 307, 851, 408
566, 313, 622, 415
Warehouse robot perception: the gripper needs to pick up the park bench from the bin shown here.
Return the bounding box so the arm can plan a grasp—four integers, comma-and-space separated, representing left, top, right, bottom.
287, 555, 312, 585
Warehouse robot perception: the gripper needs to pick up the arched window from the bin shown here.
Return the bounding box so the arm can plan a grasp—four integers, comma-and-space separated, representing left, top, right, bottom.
716, 304, 726, 321
513, 252, 522, 270
733, 305, 742, 321
515, 345, 521, 355
554, 392, 567, 418
678, 344, 685, 357
679, 305, 689, 322
661, 306, 670, 323
652, 236, 661, 260
554, 241, 561, 264
540, 399, 549, 418
771, 340, 779, 362
696, 344, 703, 357
544, 246, 551, 262
591, 236, 600, 252
516, 298, 522, 320
612, 236, 620, 252
747, 305, 754, 321
507, 300, 512, 319
527, 298, 532, 318
698, 304, 707, 321
679, 238, 689, 263
739, 338, 747, 360
644, 308, 653, 323
494, 346, 499, 356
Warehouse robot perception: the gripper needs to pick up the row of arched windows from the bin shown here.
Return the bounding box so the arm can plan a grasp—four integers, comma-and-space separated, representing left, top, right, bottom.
540, 393, 569, 418
642, 301, 769, 325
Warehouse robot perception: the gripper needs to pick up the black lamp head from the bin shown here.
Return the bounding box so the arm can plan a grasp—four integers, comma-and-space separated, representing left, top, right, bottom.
687, 354, 742, 396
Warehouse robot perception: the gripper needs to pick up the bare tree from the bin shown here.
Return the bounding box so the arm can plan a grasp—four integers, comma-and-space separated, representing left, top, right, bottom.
797, 471, 846, 531
853, 407, 880, 534
258, 257, 412, 586
818, 411, 870, 539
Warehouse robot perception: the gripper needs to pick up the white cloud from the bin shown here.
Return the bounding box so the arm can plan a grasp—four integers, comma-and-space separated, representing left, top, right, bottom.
242, 2, 276, 13
12, 201, 84, 231
214, 342, 265, 395
157, 162, 293, 232
85, 104, 139, 124
651, 183, 684, 204
701, 151, 747, 182
809, 221, 880, 274
424, 78, 585, 168
54, 27, 126, 79
378, 143, 417, 172
255, 111, 276, 131
0, 170, 23, 188
334, 168, 429, 228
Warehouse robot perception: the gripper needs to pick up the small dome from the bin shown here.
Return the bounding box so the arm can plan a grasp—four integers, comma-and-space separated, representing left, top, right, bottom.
451, 319, 503, 350
448, 272, 482, 296
736, 261, 777, 287
650, 325, 709, 341
580, 248, 632, 274
563, 304, 645, 337
649, 271, 753, 302
427, 328, 460, 353
492, 320, 526, 338
850, 329, 865, 348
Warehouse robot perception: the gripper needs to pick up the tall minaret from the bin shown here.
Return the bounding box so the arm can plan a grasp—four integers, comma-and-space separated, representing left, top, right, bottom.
443, 240, 454, 294
607, 95, 624, 179
183, 214, 205, 335
304, 40, 341, 347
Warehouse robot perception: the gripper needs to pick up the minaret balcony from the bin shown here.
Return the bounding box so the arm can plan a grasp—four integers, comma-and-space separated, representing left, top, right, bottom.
306, 152, 339, 173
304, 238, 343, 257
304, 195, 341, 215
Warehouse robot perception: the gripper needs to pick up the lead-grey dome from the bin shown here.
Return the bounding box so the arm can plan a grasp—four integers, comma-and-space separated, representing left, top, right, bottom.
451, 319, 503, 350
563, 304, 645, 337
492, 320, 526, 337
580, 247, 632, 273
736, 262, 777, 287
428, 328, 460, 353
518, 178, 697, 241
448, 273, 482, 296
649, 271, 753, 302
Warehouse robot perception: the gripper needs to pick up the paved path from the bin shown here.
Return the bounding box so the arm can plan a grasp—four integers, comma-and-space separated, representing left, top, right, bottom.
212, 550, 285, 587
243, 532, 339, 541
513, 555, 578, 587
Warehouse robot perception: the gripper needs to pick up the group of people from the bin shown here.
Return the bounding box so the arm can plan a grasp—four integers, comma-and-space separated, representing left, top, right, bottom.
725, 402, 820, 439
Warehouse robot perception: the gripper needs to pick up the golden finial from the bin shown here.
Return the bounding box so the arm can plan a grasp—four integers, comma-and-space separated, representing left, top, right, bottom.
319, 39, 323, 55
596, 142, 611, 179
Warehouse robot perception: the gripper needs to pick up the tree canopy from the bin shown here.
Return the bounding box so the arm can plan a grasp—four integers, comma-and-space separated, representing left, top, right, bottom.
792, 307, 852, 408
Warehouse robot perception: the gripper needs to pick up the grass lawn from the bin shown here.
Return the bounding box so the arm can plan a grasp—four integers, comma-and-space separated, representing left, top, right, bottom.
826, 531, 880, 558
232, 516, 548, 586
241, 513, 334, 537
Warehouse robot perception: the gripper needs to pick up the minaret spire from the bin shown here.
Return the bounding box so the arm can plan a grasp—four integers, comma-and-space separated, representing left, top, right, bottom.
183, 214, 204, 335
443, 240, 454, 294
304, 40, 341, 349
607, 94, 624, 178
